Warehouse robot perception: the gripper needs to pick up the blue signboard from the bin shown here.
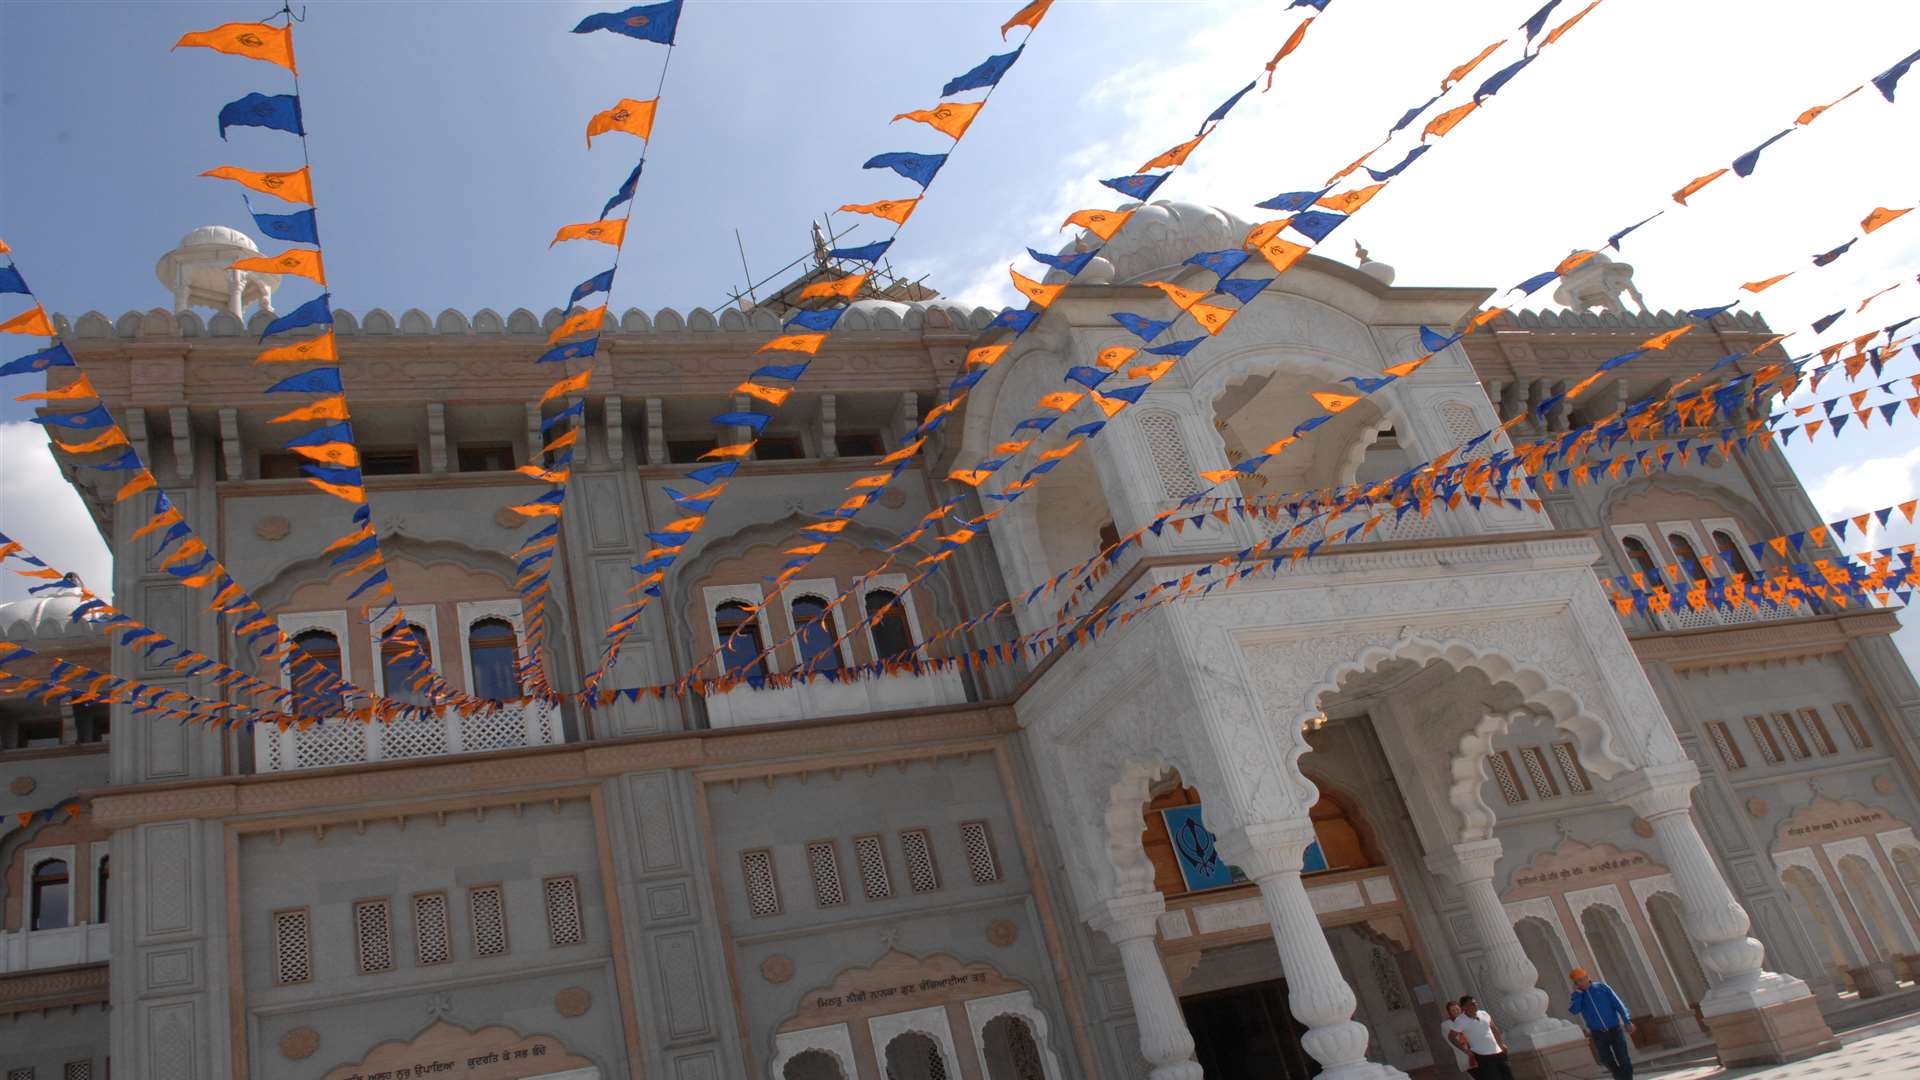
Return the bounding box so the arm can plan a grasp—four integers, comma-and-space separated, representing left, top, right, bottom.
1161, 805, 1326, 892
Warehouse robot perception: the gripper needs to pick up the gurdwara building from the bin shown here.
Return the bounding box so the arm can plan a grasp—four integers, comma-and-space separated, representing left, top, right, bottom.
5, 204, 1920, 1080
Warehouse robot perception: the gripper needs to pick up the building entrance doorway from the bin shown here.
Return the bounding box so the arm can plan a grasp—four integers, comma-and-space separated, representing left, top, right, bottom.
1180, 978, 1318, 1080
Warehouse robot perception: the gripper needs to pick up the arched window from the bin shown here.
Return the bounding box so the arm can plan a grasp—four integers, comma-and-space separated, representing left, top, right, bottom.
1668, 534, 1710, 583
1713, 529, 1755, 577
865, 589, 915, 662
714, 601, 767, 679
31, 858, 70, 931
791, 597, 842, 672
1620, 537, 1661, 583
468, 618, 521, 701
293, 628, 345, 715
97, 855, 110, 924
380, 623, 433, 707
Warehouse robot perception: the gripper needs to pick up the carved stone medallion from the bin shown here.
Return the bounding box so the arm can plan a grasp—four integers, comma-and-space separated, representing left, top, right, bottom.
987, 919, 1018, 947
1630, 817, 1654, 839
1746, 797, 1768, 818
761, 954, 795, 984
881, 488, 907, 509
494, 506, 527, 529
9, 775, 34, 797
280, 1026, 320, 1060
1874, 774, 1897, 795
554, 986, 592, 1018
253, 515, 291, 541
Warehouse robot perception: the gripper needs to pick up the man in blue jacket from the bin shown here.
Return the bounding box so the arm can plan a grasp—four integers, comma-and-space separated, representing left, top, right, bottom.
1568, 967, 1636, 1080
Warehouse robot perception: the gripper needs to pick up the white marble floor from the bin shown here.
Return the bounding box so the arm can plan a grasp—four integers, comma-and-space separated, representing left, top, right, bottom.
1648, 1014, 1920, 1080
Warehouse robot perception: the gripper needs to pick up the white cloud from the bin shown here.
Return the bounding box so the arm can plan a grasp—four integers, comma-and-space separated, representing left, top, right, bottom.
1804, 447, 1920, 671
0, 421, 112, 604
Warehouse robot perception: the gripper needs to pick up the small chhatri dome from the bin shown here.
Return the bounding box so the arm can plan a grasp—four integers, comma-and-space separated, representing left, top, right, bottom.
1353, 239, 1395, 286
155, 223, 280, 319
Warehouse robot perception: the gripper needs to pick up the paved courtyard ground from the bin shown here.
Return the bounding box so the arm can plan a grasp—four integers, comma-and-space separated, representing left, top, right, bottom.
1647, 1014, 1920, 1080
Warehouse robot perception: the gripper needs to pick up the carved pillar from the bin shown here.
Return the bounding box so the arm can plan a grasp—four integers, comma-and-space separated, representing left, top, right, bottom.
217, 407, 242, 481
524, 401, 543, 467
1218, 820, 1405, 1080
426, 402, 448, 473
1609, 763, 1838, 1066
168, 405, 194, 482
895, 391, 919, 446
817, 392, 839, 458
1087, 895, 1202, 1080
1427, 840, 1587, 1078
604, 394, 624, 466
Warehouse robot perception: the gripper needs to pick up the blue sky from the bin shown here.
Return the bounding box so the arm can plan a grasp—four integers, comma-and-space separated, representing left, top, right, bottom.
3, 1, 1920, 658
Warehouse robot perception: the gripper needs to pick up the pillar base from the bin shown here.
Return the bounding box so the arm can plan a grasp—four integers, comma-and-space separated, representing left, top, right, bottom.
1312, 1062, 1408, 1080
1847, 961, 1900, 998
1700, 994, 1839, 1068
1893, 953, 1920, 982
1504, 1036, 1596, 1080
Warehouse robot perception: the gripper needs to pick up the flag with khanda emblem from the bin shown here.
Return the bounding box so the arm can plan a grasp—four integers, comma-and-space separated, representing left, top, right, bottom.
586, 98, 658, 146
893, 101, 983, 140
551, 220, 628, 248
233, 249, 325, 285
175, 22, 297, 73
202, 165, 313, 205
573, 0, 683, 44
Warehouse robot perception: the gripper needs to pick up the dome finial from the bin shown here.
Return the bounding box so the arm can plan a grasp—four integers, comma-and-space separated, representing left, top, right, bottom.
1353, 238, 1395, 286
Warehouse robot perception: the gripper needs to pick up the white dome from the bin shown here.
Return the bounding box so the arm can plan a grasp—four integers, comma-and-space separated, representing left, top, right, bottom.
177, 225, 260, 252
1055, 201, 1256, 285
0, 594, 92, 644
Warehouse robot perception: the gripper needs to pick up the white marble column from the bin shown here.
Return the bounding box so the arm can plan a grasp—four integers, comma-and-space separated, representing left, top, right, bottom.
1219, 820, 1406, 1080
1610, 763, 1812, 1015
1426, 840, 1585, 1050
1089, 894, 1203, 1080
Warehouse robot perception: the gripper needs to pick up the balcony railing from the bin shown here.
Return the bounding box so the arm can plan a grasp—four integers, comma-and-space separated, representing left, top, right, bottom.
702, 665, 968, 729
253, 699, 564, 773
0, 922, 109, 973
1651, 598, 1810, 632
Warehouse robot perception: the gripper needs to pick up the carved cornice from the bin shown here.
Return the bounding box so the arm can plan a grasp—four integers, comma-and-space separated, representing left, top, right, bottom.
1631, 610, 1899, 671
88, 704, 1009, 829
0, 962, 110, 1015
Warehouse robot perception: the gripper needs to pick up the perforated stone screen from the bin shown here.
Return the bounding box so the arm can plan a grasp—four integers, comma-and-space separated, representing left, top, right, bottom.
1138, 412, 1200, 500
1487, 752, 1526, 805
354, 899, 394, 974
544, 876, 584, 946
64, 1063, 92, 1080
805, 842, 846, 907
1519, 747, 1559, 799
413, 892, 451, 965
741, 849, 781, 917
294, 719, 367, 770
469, 885, 509, 956
959, 821, 1000, 884
1552, 743, 1591, 793
899, 829, 941, 893
382, 716, 448, 760
272, 908, 312, 984
854, 835, 893, 900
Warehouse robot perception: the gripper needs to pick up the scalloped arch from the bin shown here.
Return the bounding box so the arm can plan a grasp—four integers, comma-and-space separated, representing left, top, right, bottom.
654, 307, 684, 332
686, 307, 717, 332
398, 309, 432, 334
434, 309, 470, 334
472, 308, 504, 333
361, 308, 396, 335
506, 308, 539, 333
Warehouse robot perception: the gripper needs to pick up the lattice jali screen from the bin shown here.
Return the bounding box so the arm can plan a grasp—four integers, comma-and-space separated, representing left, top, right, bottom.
354, 899, 394, 973
959, 822, 1000, 884
1138, 411, 1200, 500
1708, 721, 1746, 770
64, 1063, 92, 1080
469, 885, 509, 956
413, 892, 451, 965
263, 726, 286, 772
544, 876, 585, 946
741, 849, 781, 917
805, 842, 846, 907
1519, 747, 1560, 799
1487, 752, 1527, 805
1552, 742, 1591, 793
463, 708, 527, 752
294, 718, 368, 770
854, 835, 893, 900
1836, 702, 1872, 750
272, 908, 312, 984
899, 829, 941, 893
1439, 402, 1493, 460
381, 715, 448, 760
9, 1067, 35, 1080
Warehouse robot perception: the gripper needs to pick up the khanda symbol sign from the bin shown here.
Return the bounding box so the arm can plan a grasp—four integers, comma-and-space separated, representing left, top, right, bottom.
260, 174, 286, 189
611, 108, 632, 123
626, 14, 651, 26
1173, 815, 1223, 876
236, 32, 265, 47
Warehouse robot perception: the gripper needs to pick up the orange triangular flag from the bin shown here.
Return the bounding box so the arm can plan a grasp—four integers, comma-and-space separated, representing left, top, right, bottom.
1672, 168, 1727, 206
0, 307, 54, 337
1001, 0, 1053, 38
1189, 302, 1236, 335
174, 22, 296, 72
1062, 209, 1134, 241
1312, 391, 1363, 413
1422, 101, 1478, 142
586, 97, 658, 147
1443, 39, 1506, 90
258, 330, 336, 363
14, 373, 94, 402
1096, 346, 1137, 371
1795, 86, 1860, 126
233, 248, 325, 285
1010, 267, 1067, 308
551, 219, 626, 248
1264, 17, 1315, 90
840, 198, 919, 225
201, 165, 312, 205
546, 305, 606, 345
1861, 206, 1911, 234
894, 101, 984, 141
755, 334, 826, 357
1316, 183, 1385, 215
1741, 272, 1792, 294
1140, 134, 1205, 171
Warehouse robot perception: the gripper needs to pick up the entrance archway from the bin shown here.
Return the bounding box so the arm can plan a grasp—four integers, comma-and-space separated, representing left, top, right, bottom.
1580, 904, 1664, 1027
1836, 854, 1917, 956
1780, 864, 1861, 985
882, 1031, 951, 1080
1515, 916, 1576, 1019
1646, 892, 1709, 1012
979, 1015, 1047, 1080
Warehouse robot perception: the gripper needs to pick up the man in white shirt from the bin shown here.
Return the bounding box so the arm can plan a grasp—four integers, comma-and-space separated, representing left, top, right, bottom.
1439, 1000, 1477, 1078
1444, 994, 1514, 1080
